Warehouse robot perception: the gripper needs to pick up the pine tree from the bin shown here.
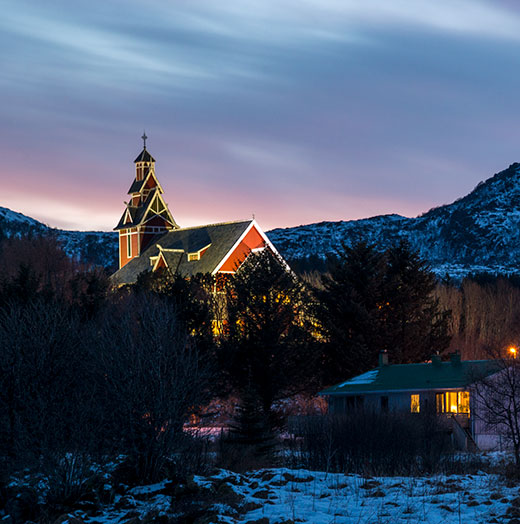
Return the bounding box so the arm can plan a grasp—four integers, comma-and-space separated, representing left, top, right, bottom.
319, 241, 451, 385
319, 241, 386, 383
381, 241, 451, 363
221, 249, 318, 430
227, 383, 276, 461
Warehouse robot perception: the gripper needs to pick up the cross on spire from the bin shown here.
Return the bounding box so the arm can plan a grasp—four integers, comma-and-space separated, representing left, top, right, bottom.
141, 131, 148, 149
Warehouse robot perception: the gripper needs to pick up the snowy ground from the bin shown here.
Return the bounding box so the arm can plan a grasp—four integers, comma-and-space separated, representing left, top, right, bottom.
79, 466, 520, 524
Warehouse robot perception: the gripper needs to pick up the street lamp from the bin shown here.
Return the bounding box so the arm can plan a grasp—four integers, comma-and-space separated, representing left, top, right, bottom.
509, 346, 517, 359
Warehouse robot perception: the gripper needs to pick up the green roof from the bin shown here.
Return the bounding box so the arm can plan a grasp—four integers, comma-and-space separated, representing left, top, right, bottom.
320, 359, 501, 395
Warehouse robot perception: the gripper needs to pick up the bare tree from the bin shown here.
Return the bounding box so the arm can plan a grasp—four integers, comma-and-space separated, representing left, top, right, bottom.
0, 300, 91, 471
93, 293, 214, 481
471, 350, 520, 468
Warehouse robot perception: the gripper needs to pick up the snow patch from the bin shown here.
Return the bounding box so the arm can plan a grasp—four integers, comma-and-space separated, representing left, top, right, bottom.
338, 369, 379, 387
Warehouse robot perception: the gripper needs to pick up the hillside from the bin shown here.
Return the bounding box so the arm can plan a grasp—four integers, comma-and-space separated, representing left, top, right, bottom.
2, 163, 520, 278
268, 163, 520, 278
0, 207, 118, 270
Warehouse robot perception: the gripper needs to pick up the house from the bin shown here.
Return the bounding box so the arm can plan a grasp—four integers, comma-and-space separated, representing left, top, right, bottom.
111, 136, 282, 285
319, 352, 504, 451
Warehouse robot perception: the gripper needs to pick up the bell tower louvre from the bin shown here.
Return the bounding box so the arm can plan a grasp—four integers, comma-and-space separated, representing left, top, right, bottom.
114, 133, 179, 269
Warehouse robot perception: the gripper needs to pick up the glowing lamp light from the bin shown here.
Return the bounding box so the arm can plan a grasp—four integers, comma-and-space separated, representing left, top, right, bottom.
509, 346, 517, 359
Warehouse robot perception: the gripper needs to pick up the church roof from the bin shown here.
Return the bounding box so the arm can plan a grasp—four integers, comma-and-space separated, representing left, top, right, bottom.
114, 190, 154, 230
134, 148, 155, 163
114, 189, 177, 230
127, 168, 151, 194
111, 220, 253, 284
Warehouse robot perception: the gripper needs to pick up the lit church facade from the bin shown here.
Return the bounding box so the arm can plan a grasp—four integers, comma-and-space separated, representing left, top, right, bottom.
111, 138, 281, 285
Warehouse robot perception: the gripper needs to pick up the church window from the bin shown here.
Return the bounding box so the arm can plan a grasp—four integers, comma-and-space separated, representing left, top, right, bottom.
127, 236, 132, 258
188, 253, 199, 262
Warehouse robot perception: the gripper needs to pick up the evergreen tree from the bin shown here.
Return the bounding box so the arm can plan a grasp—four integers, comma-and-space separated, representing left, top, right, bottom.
133, 270, 215, 352
319, 241, 451, 384
319, 242, 386, 383
221, 249, 318, 430
381, 241, 451, 363
226, 383, 276, 461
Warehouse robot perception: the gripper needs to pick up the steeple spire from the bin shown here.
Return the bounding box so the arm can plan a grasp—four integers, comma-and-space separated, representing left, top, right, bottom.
141, 131, 148, 149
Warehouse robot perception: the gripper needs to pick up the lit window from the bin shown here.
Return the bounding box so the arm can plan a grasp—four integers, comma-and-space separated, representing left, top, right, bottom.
446, 392, 458, 413
188, 253, 199, 262
458, 391, 470, 414
436, 391, 470, 415
436, 393, 445, 413
411, 394, 420, 413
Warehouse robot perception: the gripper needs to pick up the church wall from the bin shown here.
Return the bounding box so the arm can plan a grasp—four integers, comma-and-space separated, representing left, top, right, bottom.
219, 226, 265, 272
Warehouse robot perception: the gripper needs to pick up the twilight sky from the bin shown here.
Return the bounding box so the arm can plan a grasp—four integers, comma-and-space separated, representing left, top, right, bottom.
2, 0, 520, 231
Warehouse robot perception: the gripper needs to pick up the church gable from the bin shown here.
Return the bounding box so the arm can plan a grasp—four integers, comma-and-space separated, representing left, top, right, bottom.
216, 224, 266, 273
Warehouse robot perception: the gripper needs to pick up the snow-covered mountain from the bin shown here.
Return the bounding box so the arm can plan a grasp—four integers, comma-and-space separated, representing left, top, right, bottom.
0, 207, 118, 269
268, 163, 520, 278
2, 162, 520, 277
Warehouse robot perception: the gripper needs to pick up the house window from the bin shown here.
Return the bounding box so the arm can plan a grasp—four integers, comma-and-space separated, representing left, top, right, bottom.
345, 396, 364, 410
459, 391, 470, 414
127, 236, 132, 258
188, 253, 199, 262
436, 393, 445, 413
381, 396, 389, 412
436, 391, 470, 415
410, 394, 420, 413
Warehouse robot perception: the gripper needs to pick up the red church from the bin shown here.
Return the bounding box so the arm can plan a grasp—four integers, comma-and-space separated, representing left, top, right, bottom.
111, 137, 282, 285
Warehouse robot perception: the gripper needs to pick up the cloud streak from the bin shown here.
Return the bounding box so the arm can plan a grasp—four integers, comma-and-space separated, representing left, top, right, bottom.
1, 1, 520, 231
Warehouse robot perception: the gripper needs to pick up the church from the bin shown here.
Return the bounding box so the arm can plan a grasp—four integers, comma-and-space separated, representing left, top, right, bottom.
111, 136, 282, 285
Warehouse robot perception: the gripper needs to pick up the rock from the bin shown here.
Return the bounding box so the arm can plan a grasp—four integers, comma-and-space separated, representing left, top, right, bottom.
123, 518, 142, 524
439, 505, 454, 513
120, 510, 140, 522
283, 473, 313, 483
367, 489, 386, 498
360, 480, 381, 490
261, 472, 275, 482
114, 495, 137, 510
241, 502, 263, 512
193, 515, 219, 524
252, 490, 270, 499
216, 482, 236, 497
53, 516, 84, 524
5, 488, 39, 524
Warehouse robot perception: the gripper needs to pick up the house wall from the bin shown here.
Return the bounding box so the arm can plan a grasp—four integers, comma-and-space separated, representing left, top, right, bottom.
328, 391, 438, 415
469, 375, 515, 451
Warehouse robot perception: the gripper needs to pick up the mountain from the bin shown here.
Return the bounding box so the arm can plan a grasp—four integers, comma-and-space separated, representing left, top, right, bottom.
0, 207, 118, 269
268, 163, 520, 279
2, 162, 520, 278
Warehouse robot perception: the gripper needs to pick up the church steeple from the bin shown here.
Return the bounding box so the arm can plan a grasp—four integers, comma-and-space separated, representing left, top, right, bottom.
114, 135, 179, 269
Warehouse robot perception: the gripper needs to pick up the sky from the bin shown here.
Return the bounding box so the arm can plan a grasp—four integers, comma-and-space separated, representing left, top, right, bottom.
1, 0, 520, 232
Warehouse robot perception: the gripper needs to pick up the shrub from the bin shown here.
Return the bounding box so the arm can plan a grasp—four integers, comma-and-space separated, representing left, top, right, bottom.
290, 411, 453, 475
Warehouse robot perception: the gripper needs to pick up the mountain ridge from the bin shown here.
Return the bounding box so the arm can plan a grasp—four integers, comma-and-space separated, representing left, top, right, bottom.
268, 162, 520, 278
1, 162, 520, 278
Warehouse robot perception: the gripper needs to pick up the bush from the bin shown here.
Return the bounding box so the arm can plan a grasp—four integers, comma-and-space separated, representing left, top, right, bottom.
290, 411, 453, 475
